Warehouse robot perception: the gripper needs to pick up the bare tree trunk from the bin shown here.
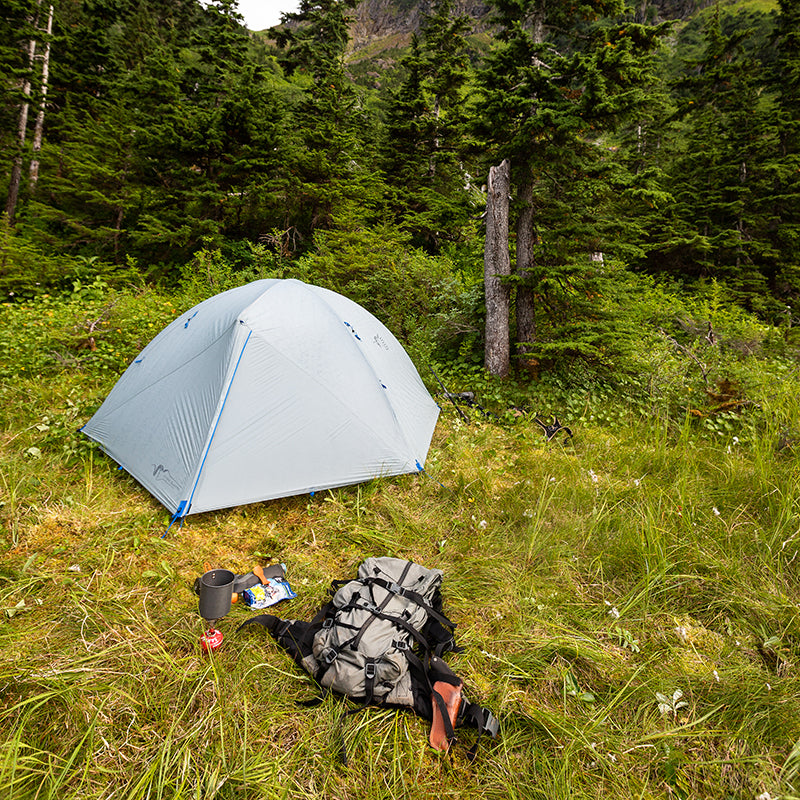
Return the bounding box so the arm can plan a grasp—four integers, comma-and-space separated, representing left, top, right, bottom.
484, 158, 511, 378
28, 3, 54, 194
5, 2, 41, 222
515, 175, 539, 376
531, 6, 544, 44
428, 95, 440, 177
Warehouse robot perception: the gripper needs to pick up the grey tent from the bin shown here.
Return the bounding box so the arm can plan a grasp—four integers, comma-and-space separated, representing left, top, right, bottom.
81, 279, 440, 519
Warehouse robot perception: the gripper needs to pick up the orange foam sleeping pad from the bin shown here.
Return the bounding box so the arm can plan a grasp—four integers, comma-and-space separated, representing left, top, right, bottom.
429, 681, 463, 752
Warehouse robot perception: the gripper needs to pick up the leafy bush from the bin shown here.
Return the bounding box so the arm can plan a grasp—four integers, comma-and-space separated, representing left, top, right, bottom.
0, 283, 179, 380
296, 218, 459, 352
179, 238, 289, 307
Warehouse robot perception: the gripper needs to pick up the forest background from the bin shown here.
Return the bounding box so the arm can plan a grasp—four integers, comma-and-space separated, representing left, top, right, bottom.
2, 0, 799, 380
2, 0, 800, 798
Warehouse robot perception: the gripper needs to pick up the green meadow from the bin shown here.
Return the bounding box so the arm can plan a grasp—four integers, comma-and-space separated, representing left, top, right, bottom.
1, 281, 799, 800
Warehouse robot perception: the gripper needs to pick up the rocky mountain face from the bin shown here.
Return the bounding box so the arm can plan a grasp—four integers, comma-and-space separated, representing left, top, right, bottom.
346, 0, 714, 59
348, 0, 490, 57
350, 0, 490, 47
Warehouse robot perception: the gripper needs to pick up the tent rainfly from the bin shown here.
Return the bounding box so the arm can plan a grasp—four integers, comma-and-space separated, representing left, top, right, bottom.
81, 279, 440, 520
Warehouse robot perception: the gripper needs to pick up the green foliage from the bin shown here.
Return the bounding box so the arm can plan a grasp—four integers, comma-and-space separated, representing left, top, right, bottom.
0, 0, 793, 327
298, 213, 459, 350
178, 237, 287, 307
0, 216, 138, 299
0, 283, 179, 381
380, 0, 476, 250
432, 274, 798, 445
639, 0, 800, 311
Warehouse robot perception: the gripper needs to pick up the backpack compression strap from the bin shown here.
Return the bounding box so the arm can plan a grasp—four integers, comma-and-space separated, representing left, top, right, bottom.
345, 562, 413, 652
357, 577, 457, 632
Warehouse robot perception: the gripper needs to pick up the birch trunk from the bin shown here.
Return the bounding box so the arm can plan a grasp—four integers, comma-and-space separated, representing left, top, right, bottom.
4, 2, 41, 222
484, 158, 511, 378
28, 3, 54, 193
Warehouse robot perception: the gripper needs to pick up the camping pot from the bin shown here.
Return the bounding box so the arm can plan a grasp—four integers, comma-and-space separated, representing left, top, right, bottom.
198, 569, 235, 621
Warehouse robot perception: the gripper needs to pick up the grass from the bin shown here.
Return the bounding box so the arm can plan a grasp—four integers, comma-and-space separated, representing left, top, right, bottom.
1, 290, 800, 799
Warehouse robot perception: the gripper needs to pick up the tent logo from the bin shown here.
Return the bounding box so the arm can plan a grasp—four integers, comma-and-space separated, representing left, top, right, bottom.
152, 464, 180, 491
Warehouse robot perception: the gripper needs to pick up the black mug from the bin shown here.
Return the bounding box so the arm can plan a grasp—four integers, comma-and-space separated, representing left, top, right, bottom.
198, 568, 235, 621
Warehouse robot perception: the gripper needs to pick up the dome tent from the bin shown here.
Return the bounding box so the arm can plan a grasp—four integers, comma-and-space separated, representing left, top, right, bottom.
81, 279, 440, 520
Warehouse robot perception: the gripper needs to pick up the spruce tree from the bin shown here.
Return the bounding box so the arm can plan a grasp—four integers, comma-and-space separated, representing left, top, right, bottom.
270, 0, 381, 234
648, 4, 785, 313
380, 0, 474, 250
475, 0, 668, 375
18, 0, 287, 264
2, 0, 46, 223
769, 0, 800, 306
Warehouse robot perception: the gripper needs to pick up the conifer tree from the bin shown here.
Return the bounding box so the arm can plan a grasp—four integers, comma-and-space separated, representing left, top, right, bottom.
24, 0, 208, 258
380, 0, 474, 250
0, 1, 36, 152
769, 0, 800, 305
648, 5, 784, 312
20, 0, 285, 263
270, 0, 380, 234
476, 0, 668, 375
3, 0, 45, 223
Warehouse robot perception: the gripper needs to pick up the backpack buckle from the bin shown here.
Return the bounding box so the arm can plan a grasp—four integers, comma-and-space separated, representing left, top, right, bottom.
394, 639, 408, 651
364, 661, 376, 680
322, 617, 334, 629
388, 581, 405, 596
320, 647, 339, 666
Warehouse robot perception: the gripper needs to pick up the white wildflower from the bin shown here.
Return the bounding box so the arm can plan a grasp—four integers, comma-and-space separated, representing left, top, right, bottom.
712, 507, 721, 517
608, 606, 620, 619
588, 469, 599, 483
478, 519, 488, 529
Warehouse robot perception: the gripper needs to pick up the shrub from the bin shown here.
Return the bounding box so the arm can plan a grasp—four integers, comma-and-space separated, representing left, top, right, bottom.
0, 283, 179, 381
179, 238, 289, 307
0, 216, 140, 299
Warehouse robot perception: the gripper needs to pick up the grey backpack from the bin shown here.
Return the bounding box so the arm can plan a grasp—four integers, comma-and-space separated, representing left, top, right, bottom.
239, 557, 499, 759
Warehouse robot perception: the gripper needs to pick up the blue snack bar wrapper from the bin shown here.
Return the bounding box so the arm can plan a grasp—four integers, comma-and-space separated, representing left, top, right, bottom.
241, 578, 297, 609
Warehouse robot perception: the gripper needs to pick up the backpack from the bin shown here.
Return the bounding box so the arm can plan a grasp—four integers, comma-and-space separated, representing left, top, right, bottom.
238, 556, 499, 760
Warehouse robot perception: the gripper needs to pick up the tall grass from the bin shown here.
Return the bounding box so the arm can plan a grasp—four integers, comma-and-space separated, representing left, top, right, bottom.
1, 287, 799, 799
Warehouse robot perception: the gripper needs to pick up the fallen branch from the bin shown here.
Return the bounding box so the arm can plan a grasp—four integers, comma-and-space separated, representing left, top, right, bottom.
658, 328, 710, 384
